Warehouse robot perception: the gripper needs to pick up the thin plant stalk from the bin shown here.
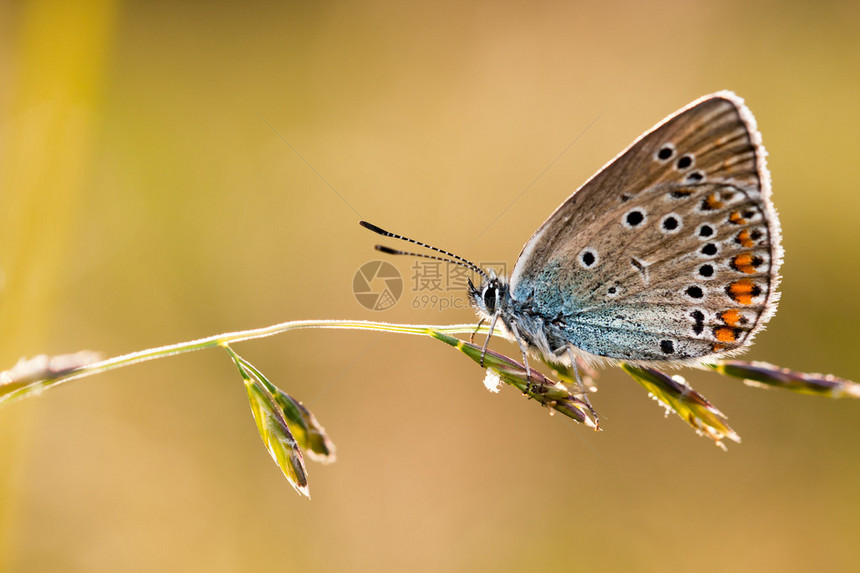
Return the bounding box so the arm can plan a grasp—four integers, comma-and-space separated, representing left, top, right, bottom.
0, 320, 491, 406
2, 315, 859, 495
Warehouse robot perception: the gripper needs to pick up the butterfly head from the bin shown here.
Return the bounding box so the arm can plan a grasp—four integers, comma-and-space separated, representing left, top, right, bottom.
468, 270, 509, 320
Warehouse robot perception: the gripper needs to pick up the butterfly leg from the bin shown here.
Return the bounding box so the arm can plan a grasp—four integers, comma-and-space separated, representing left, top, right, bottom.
568, 348, 599, 424
470, 318, 485, 344
479, 314, 499, 368
506, 321, 536, 394
518, 340, 535, 395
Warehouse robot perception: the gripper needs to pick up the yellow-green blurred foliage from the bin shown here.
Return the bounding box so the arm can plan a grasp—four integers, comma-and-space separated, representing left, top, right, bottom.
2, 1, 859, 571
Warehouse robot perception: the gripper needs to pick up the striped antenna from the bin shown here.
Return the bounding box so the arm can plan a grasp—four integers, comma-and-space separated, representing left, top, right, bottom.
360, 221, 488, 280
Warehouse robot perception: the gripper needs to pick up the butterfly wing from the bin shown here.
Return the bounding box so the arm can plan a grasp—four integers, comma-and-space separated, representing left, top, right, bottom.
508, 92, 782, 363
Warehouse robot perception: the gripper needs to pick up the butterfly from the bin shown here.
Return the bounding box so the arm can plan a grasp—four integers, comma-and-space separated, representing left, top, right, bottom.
362, 91, 782, 384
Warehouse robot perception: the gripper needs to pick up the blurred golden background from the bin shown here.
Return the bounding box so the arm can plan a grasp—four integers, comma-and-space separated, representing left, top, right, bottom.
2, 1, 859, 571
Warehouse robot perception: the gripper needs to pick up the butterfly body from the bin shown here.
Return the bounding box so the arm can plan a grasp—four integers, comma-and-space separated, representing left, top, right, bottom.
469, 92, 782, 369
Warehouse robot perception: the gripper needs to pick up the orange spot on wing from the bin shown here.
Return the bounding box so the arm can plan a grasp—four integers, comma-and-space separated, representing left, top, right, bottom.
729, 211, 746, 225
726, 279, 761, 305
736, 230, 755, 248
704, 194, 724, 210
732, 253, 758, 274
719, 309, 742, 327
714, 327, 738, 343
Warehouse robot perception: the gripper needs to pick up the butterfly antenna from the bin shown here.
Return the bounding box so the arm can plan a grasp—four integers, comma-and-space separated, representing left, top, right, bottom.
360, 221, 488, 280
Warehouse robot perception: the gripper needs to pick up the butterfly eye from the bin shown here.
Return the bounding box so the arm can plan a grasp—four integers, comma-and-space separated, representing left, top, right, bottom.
482, 285, 497, 313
